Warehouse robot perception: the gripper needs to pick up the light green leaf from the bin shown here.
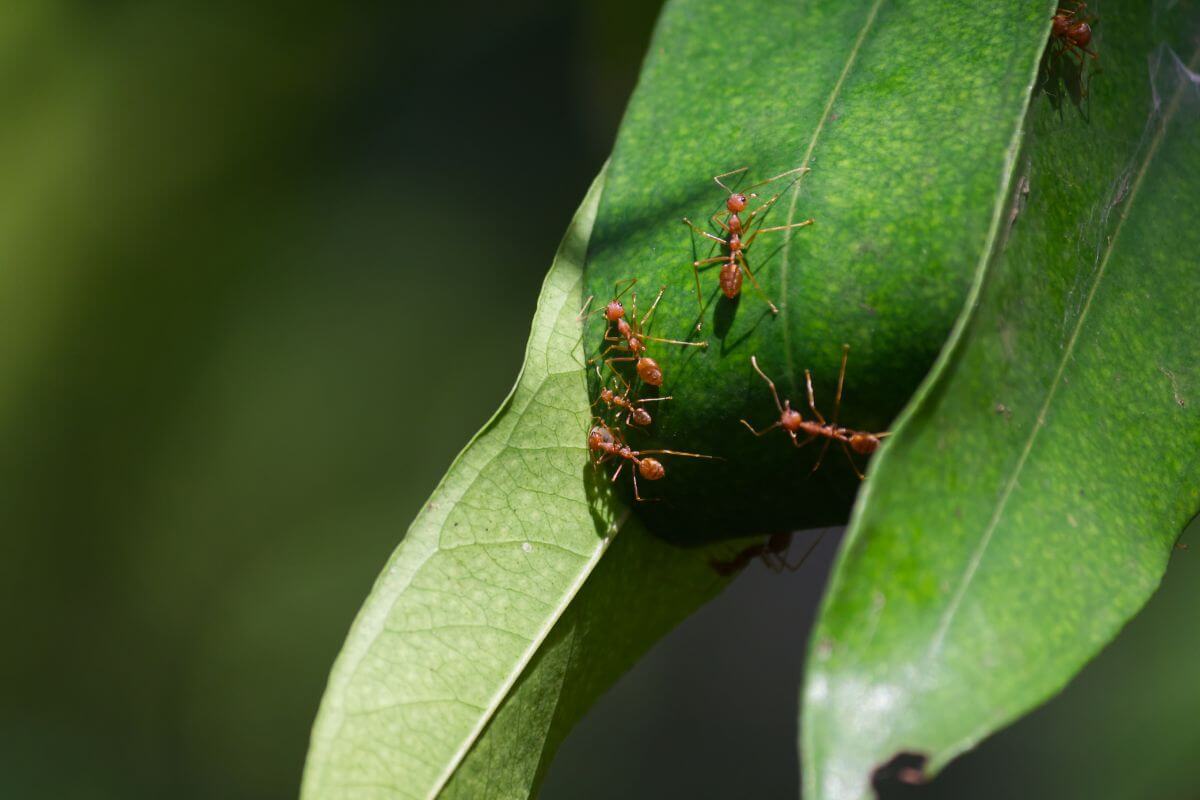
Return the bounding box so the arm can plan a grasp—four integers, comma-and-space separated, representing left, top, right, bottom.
301, 171, 756, 799
803, 5, 1200, 797
300, 173, 612, 800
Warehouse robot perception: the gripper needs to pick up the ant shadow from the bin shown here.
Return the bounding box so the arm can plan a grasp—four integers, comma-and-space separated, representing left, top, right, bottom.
582, 458, 623, 540
1037, 43, 1096, 122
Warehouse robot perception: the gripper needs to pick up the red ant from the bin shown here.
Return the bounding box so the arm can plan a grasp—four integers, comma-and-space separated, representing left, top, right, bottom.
1051, 0, 1099, 97
682, 166, 814, 322
592, 365, 671, 427
1051, 1, 1097, 64
586, 420, 718, 502
710, 530, 826, 577
740, 346, 889, 479
589, 282, 706, 388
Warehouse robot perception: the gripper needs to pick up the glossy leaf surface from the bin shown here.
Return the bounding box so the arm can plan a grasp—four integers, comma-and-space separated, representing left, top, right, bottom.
803, 5, 1200, 797
584, 0, 1055, 538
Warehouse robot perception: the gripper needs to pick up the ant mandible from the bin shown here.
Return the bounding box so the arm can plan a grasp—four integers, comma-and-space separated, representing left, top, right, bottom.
586, 420, 718, 502
740, 345, 889, 479
591, 284, 706, 388
682, 166, 814, 323
592, 365, 671, 427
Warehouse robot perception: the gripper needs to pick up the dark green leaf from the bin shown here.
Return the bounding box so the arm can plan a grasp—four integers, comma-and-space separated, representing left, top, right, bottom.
803, 5, 1200, 797
584, 0, 1055, 538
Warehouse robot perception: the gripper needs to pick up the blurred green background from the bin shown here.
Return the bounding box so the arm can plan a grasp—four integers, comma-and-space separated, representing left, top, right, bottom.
0, 1, 660, 797
5, 2, 1199, 799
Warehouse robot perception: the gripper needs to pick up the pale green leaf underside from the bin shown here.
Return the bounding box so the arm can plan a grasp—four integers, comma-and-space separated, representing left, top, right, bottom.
301, 173, 615, 800
804, 7, 1200, 798
302, 171, 756, 800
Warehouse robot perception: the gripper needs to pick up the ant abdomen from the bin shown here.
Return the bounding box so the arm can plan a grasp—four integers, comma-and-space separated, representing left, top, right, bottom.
637, 357, 663, 386
1069, 21, 1091, 47
638, 458, 665, 480
719, 262, 742, 299
849, 433, 880, 454
629, 407, 653, 427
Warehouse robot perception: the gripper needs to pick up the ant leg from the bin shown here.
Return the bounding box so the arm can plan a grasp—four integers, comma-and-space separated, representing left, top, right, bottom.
638, 449, 721, 461
576, 294, 595, 320
792, 432, 817, 449
736, 252, 780, 315
742, 165, 809, 193
749, 355, 785, 415
682, 217, 728, 245
630, 466, 659, 503
811, 437, 833, 474
804, 369, 827, 424
841, 441, 866, 480
740, 419, 782, 437
709, 211, 732, 233
694, 256, 729, 266
612, 277, 639, 301
712, 166, 750, 194
642, 334, 708, 349
778, 530, 826, 572
745, 218, 815, 246
639, 286, 667, 329
603, 356, 637, 374
831, 344, 850, 427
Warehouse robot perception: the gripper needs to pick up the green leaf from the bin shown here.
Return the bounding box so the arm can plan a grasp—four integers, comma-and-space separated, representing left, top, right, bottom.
301, 170, 756, 799
803, 6, 1200, 798
903, 518, 1200, 799
584, 0, 1056, 538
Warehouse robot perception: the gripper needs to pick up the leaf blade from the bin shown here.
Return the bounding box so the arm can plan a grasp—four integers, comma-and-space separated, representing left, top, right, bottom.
803, 8, 1200, 797
301, 172, 616, 800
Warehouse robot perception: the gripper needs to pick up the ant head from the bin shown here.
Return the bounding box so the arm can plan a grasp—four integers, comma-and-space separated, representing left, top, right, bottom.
599, 387, 614, 402
605, 300, 625, 322
849, 433, 880, 455
630, 407, 652, 427
637, 357, 663, 386
781, 408, 803, 432
1068, 21, 1091, 46
638, 457, 665, 480
588, 425, 614, 451
726, 193, 749, 213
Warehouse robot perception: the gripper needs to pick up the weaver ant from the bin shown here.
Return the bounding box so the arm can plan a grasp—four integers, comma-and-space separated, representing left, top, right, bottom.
592, 365, 671, 427
1051, 1, 1097, 64
740, 346, 889, 479
587, 421, 718, 502
589, 283, 706, 388
710, 530, 826, 577
682, 167, 814, 322
1042, 1, 1098, 103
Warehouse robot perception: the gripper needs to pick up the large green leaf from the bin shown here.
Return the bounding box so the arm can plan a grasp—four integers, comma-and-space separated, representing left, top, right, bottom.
584, 0, 1055, 539
306, 0, 1075, 796
901, 518, 1200, 799
301, 172, 757, 798
803, 4, 1200, 797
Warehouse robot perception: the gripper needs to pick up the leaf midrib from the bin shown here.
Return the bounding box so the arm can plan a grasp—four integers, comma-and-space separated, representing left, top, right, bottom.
778, 0, 886, 390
